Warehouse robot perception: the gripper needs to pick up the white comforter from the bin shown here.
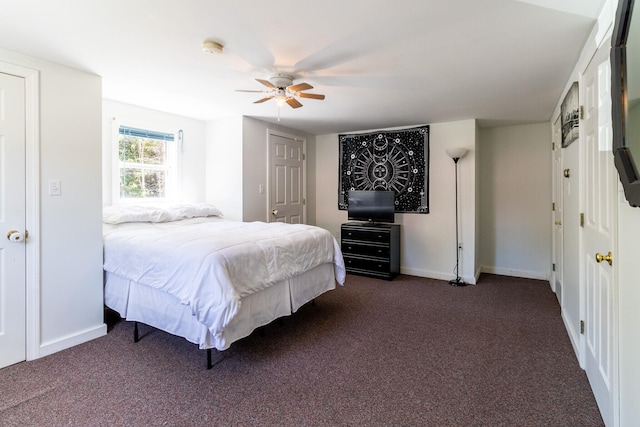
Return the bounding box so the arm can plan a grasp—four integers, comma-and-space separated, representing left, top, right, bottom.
103, 217, 345, 340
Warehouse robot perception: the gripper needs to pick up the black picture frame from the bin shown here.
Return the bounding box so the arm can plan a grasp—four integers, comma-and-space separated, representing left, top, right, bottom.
561, 82, 580, 148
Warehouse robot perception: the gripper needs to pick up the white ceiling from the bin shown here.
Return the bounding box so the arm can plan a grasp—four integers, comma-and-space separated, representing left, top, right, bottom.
0, 0, 606, 135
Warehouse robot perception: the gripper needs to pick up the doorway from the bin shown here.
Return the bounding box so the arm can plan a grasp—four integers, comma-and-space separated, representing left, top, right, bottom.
0, 71, 26, 368
267, 130, 306, 224
0, 61, 40, 368
580, 40, 618, 426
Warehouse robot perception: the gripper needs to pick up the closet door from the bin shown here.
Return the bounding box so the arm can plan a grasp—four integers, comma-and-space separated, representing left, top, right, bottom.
552, 116, 563, 305
0, 71, 27, 368
581, 42, 617, 426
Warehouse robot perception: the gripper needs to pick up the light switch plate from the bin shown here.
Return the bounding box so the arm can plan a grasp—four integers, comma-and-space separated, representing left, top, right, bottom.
48, 179, 61, 196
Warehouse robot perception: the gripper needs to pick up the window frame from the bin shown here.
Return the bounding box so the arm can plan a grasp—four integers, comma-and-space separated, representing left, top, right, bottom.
111, 118, 180, 205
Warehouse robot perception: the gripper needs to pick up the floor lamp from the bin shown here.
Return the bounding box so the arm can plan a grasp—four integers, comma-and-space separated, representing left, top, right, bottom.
446, 147, 468, 286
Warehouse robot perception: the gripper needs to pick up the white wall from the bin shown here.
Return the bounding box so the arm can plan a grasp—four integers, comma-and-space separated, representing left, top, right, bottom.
479, 123, 552, 280
0, 47, 106, 357
102, 100, 206, 206
206, 116, 244, 220
315, 120, 478, 283
611, 0, 640, 423
617, 198, 640, 425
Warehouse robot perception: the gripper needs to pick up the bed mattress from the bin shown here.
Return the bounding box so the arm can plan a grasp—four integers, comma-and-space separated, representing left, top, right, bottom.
103, 212, 345, 350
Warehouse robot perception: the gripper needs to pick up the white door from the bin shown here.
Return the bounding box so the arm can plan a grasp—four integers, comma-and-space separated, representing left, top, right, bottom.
581, 44, 617, 426
0, 72, 27, 369
268, 131, 305, 224
552, 116, 563, 305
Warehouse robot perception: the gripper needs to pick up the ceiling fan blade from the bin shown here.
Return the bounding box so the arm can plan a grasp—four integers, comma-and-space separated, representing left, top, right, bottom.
298, 92, 325, 100
254, 96, 274, 104
256, 78, 277, 89
236, 89, 267, 93
286, 97, 303, 108
288, 82, 313, 92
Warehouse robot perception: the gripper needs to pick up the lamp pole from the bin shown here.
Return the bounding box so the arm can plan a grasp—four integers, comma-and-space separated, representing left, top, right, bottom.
445, 147, 468, 286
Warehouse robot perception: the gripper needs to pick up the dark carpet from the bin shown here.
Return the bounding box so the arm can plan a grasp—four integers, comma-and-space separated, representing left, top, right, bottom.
0, 274, 603, 426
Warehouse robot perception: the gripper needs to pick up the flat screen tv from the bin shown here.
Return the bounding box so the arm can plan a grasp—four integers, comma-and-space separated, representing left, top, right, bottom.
348, 190, 395, 224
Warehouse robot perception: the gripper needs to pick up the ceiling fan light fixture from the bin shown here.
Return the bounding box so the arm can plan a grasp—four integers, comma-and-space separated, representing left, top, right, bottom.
202, 40, 223, 55
270, 74, 294, 89
235, 74, 325, 113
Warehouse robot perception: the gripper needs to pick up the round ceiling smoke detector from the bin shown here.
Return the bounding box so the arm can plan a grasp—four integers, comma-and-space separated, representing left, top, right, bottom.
202, 40, 223, 55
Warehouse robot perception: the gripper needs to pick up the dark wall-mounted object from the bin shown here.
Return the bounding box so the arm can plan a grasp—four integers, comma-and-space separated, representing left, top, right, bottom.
612, 0, 640, 207
338, 126, 430, 214
347, 190, 396, 224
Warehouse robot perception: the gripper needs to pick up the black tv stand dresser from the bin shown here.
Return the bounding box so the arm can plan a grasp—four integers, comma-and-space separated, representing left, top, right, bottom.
341, 222, 400, 280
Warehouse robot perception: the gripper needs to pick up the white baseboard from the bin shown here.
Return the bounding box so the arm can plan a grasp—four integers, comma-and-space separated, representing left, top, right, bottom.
480, 266, 550, 281
400, 267, 478, 285
34, 323, 107, 360
398, 266, 548, 284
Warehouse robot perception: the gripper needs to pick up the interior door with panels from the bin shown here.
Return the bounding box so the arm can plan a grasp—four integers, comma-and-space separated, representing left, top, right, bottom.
581, 41, 617, 426
552, 116, 564, 305
268, 131, 305, 224
0, 71, 27, 369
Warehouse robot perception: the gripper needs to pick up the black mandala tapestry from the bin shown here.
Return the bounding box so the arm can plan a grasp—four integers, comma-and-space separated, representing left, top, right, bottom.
338, 125, 429, 213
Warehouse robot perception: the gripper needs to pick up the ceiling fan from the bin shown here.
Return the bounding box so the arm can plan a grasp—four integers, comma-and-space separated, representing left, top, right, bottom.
237, 74, 325, 108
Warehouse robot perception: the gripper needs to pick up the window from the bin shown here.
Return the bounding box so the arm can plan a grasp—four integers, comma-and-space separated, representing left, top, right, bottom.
117, 125, 176, 200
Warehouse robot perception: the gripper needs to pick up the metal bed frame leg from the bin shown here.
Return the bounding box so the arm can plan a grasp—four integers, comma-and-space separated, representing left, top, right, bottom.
134, 321, 139, 343
133, 321, 218, 370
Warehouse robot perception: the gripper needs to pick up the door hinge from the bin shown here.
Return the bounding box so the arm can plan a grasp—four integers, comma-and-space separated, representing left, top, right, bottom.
552, 142, 556, 151
579, 105, 584, 120
303, 198, 306, 205
580, 213, 584, 227
302, 153, 306, 160
552, 202, 556, 211
580, 320, 585, 334
552, 263, 556, 272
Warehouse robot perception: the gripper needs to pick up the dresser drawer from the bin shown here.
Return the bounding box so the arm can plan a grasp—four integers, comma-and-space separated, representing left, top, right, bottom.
343, 255, 390, 274
341, 228, 390, 243
342, 241, 390, 258
340, 222, 400, 280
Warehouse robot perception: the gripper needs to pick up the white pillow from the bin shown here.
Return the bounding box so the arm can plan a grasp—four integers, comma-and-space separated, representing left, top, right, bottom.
103, 204, 224, 224
166, 203, 224, 220
102, 205, 172, 224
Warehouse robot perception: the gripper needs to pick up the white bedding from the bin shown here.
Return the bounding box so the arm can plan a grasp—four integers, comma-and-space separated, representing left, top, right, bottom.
103, 216, 346, 344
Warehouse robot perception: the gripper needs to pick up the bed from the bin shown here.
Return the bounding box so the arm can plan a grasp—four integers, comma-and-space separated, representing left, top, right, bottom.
102, 204, 346, 367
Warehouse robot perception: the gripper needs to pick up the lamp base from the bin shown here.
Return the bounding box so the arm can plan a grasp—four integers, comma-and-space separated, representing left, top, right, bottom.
448, 278, 466, 287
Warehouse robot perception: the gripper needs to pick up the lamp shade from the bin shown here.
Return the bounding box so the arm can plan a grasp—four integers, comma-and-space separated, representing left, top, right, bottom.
446, 147, 469, 160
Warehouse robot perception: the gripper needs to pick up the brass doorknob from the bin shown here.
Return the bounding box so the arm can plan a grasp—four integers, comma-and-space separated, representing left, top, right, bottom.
271, 209, 278, 216
555, 221, 562, 225
7, 230, 25, 242
595, 251, 613, 266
